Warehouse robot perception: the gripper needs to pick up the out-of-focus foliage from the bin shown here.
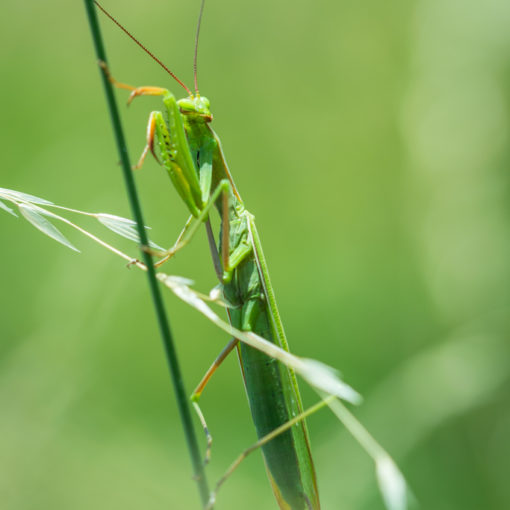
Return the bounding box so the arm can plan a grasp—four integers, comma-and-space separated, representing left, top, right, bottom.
1, 1, 509, 509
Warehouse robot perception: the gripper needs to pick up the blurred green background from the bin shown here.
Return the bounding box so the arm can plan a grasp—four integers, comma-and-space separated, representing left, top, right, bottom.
1, 1, 510, 509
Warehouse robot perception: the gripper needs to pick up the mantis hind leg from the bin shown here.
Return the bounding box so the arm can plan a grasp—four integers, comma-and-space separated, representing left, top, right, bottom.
205, 396, 333, 510
190, 337, 240, 464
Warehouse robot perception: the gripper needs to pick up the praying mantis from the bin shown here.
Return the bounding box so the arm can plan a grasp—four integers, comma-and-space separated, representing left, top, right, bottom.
94, 1, 323, 507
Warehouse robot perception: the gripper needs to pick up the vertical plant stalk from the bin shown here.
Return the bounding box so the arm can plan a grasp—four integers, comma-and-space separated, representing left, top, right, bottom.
82, 1, 210, 506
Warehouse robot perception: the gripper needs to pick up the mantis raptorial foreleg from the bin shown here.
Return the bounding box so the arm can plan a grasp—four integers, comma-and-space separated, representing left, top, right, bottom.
135, 111, 159, 169
102, 66, 228, 272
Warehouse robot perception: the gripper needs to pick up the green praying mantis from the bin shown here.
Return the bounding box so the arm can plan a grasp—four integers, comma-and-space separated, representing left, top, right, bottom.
0, 1, 408, 509
92, 1, 408, 509
94, 1, 323, 506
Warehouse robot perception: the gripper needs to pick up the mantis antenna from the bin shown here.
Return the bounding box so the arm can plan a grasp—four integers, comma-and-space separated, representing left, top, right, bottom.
94, 1, 193, 96
193, 0, 206, 95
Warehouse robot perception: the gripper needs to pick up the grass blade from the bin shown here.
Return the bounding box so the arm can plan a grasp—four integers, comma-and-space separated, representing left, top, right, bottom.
96, 213, 164, 249
0, 187, 54, 205
0, 199, 17, 217
19, 204, 79, 252
376, 456, 408, 510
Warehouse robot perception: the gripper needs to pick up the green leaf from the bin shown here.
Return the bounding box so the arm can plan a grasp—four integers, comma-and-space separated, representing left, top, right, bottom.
19, 204, 79, 252
0, 199, 18, 217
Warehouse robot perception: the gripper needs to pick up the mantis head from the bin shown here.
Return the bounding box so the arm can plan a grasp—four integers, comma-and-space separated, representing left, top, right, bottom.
178, 96, 213, 122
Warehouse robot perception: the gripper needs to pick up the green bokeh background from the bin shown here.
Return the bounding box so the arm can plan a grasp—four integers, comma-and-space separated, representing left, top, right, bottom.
1, 1, 510, 509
